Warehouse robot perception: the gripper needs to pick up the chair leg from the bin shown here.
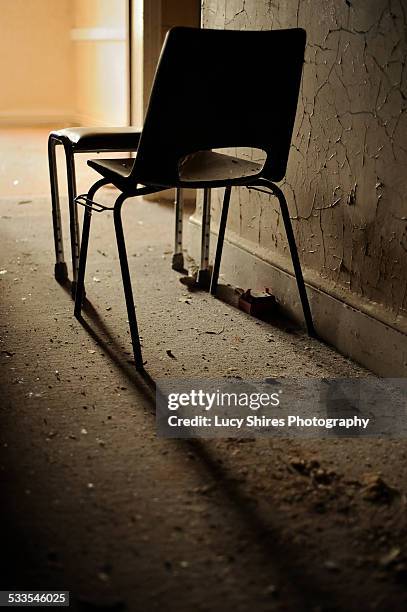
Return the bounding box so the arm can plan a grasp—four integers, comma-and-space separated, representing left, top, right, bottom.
210, 186, 231, 295
197, 188, 211, 289
262, 181, 316, 337
74, 207, 92, 318
48, 136, 68, 282
172, 188, 184, 271
114, 194, 144, 370
73, 177, 114, 318
64, 145, 81, 297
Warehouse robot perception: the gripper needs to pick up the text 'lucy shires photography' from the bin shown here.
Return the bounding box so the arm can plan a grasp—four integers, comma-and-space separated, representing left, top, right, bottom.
155, 378, 406, 438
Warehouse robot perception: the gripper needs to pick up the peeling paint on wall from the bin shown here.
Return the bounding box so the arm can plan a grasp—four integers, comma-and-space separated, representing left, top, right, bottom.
201, 0, 407, 322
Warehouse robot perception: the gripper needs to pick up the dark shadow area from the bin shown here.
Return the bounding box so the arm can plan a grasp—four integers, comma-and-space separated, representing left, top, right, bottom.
64, 292, 353, 612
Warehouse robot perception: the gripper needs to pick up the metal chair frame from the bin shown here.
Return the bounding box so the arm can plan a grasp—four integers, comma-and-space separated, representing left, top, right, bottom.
48, 130, 185, 295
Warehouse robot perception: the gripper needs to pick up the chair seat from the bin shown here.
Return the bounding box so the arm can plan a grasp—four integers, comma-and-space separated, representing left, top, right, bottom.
88, 151, 264, 188
178, 151, 264, 185
87, 158, 135, 184
50, 127, 141, 152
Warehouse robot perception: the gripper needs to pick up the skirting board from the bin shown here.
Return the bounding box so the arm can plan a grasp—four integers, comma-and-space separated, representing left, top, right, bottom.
187, 216, 407, 377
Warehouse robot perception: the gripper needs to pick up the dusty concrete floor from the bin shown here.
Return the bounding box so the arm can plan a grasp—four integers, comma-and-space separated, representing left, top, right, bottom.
1, 129, 407, 611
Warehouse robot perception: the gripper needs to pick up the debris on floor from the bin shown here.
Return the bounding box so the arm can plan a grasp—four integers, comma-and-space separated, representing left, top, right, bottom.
238, 288, 278, 317
1, 156, 406, 611
361, 474, 399, 504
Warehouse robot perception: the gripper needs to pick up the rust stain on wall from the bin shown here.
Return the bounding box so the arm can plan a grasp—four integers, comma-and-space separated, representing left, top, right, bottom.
202, 0, 407, 321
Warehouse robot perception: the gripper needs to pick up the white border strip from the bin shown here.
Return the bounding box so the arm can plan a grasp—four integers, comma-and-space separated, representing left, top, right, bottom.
70, 28, 126, 42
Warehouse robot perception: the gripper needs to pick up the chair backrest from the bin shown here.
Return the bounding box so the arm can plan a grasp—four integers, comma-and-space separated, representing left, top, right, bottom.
132, 27, 306, 186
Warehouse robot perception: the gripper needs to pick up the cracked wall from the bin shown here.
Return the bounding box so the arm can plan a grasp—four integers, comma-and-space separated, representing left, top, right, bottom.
201, 0, 407, 326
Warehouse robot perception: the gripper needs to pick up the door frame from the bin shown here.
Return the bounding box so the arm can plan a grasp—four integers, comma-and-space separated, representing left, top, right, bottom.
130, 0, 162, 127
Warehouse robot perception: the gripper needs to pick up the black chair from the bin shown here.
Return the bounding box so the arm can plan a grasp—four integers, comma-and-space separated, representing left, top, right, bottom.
48, 127, 185, 295
73, 26, 315, 370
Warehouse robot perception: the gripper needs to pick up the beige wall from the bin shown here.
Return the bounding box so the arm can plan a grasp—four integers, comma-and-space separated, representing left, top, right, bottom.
199, 0, 407, 336
0, 0, 128, 127
0, 0, 74, 125
73, 0, 128, 126
73, 0, 125, 27
0, 0, 199, 128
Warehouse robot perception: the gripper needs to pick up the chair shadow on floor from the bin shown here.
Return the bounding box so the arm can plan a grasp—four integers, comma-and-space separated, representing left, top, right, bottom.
56, 275, 346, 612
